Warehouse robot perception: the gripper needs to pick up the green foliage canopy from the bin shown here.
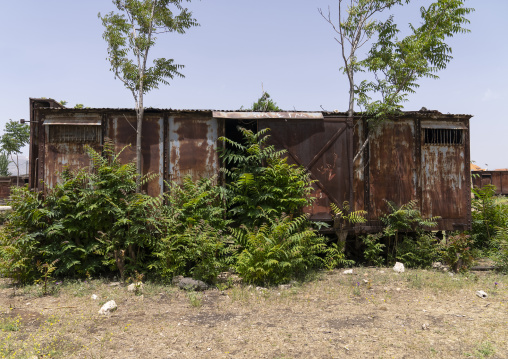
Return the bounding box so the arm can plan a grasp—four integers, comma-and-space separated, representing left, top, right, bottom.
99, 0, 198, 99
0, 120, 29, 156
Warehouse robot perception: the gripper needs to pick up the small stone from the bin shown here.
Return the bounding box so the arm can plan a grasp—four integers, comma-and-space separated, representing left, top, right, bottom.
422, 323, 429, 330
278, 284, 292, 290
343, 269, 353, 274
379, 270, 385, 274
393, 262, 405, 273
363, 279, 369, 284
396, 287, 401, 292
127, 282, 143, 292
178, 278, 208, 291
109, 282, 120, 287
172, 275, 184, 285
476, 290, 488, 299
91, 294, 98, 300
98, 300, 117, 315
256, 286, 268, 292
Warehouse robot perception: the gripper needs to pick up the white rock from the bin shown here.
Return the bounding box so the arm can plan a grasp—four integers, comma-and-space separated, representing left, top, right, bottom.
343, 269, 353, 274
476, 290, 488, 299
127, 282, 143, 292
393, 262, 405, 273
91, 294, 98, 300
98, 300, 117, 315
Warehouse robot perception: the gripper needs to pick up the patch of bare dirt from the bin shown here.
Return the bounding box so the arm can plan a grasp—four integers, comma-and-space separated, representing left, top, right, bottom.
0, 268, 507, 358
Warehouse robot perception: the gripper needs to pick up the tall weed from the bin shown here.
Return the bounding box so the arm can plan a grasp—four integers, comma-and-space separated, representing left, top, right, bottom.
233, 214, 326, 285
219, 127, 314, 227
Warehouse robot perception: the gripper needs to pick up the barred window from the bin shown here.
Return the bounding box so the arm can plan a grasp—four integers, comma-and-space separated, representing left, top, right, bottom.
49, 125, 100, 143
424, 128, 463, 145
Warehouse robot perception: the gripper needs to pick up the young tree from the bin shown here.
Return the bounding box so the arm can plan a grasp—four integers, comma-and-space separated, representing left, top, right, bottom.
99, 0, 199, 188
0, 152, 11, 177
0, 120, 30, 185
252, 91, 281, 112
319, 0, 473, 162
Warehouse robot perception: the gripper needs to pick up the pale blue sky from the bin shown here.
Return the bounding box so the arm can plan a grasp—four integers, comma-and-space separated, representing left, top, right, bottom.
1, 0, 506, 170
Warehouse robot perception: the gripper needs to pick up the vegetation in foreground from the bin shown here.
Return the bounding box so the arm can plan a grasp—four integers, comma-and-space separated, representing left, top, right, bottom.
0, 128, 507, 288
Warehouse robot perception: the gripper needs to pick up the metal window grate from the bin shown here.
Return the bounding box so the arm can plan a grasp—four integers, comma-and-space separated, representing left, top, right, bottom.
49, 125, 100, 143
424, 128, 463, 145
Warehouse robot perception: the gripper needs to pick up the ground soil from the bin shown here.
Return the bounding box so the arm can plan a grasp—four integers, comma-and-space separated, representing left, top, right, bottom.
1, 267, 507, 359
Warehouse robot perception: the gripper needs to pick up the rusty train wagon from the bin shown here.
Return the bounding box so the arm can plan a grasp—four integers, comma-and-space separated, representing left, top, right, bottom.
472, 170, 508, 196
28, 98, 472, 232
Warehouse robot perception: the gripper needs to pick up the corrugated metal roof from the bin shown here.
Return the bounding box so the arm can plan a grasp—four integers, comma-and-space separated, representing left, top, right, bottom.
34, 107, 472, 118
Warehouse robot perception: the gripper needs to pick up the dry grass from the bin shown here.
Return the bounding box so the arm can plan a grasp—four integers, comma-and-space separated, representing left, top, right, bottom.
0, 268, 507, 358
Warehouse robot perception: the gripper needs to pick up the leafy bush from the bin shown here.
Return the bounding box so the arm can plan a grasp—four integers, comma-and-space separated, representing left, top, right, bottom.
1, 143, 159, 282
151, 220, 234, 283
219, 127, 314, 227
471, 185, 508, 249
150, 176, 234, 283
491, 227, 508, 273
381, 200, 439, 261
442, 233, 475, 272
362, 233, 386, 267
233, 214, 326, 285
396, 233, 443, 268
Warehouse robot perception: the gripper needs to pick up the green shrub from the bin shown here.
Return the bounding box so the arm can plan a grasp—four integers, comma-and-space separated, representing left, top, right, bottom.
471, 185, 508, 249
151, 219, 234, 283
149, 175, 234, 283
492, 227, 508, 273
219, 127, 314, 227
1, 143, 159, 282
362, 233, 386, 267
381, 200, 439, 262
233, 214, 326, 285
442, 232, 476, 272
396, 233, 443, 268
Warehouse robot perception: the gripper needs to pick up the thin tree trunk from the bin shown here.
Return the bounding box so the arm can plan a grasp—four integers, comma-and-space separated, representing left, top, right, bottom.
136, 100, 144, 192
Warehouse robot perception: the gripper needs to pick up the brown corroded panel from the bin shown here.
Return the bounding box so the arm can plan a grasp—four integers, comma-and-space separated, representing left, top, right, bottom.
168, 113, 220, 184
106, 114, 137, 165
141, 116, 163, 196
42, 113, 102, 188
472, 171, 508, 195
44, 141, 101, 188
421, 136, 467, 222
368, 119, 417, 219
259, 117, 350, 221
353, 119, 366, 214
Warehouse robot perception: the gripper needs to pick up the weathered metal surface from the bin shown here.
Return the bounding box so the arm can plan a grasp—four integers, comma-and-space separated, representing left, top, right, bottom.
258, 117, 350, 221
168, 113, 220, 184
213, 111, 324, 120
368, 119, 417, 219
105, 113, 163, 196
43, 118, 101, 126
29, 99, 472, 232
42, 113, 102, 189
472, 171, 508, 195
421, 130, 468, 229
353, 116, 471, 231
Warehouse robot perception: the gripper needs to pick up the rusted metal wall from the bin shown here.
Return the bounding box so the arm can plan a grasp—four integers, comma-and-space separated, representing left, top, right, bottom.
472, 171, 508, 195
258, 116, 352, 221
421, 121, 470, 230
29, 101, 471, 231
353, 114, 471, 231
368, 119, 417, 219
42, 113, 102, 189
105, 113, 165, 196
0, 176, 29, 204
168, 112, 221, 185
